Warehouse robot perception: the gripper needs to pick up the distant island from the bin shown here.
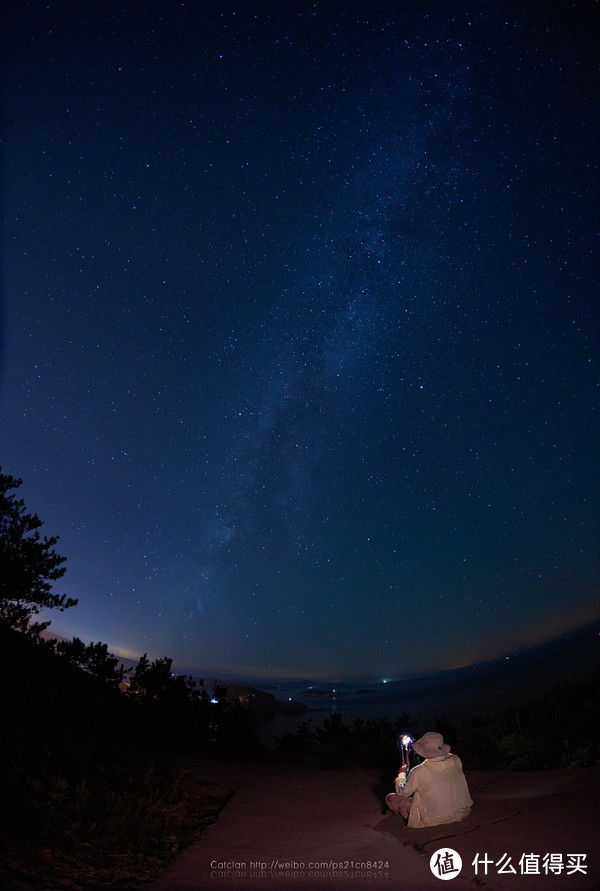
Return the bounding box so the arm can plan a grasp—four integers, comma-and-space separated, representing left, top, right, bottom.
225, 684, 307, 715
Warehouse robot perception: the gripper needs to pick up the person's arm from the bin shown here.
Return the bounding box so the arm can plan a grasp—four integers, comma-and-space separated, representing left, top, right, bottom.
396, 764, 419, 796
394, 764, 408, 791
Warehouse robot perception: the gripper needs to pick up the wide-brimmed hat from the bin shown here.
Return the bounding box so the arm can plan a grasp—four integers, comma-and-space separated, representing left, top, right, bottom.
413, 731, 451, 759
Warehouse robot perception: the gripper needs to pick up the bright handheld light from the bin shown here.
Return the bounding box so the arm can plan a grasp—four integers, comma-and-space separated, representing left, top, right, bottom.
398, 733, 414, 771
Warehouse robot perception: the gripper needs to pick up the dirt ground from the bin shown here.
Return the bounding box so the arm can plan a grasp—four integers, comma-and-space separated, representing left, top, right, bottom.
141, 762, 599, 890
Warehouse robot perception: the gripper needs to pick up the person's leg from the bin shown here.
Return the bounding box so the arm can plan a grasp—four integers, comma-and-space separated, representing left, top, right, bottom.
398, 797, 411, 820
385, 792, 411, 820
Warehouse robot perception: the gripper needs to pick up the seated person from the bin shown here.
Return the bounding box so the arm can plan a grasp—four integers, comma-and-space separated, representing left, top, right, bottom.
385, 731, 472, 828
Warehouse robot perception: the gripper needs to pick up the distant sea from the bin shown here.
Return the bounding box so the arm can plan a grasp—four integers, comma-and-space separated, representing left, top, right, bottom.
248, 623, 599, 745
43, 622, 598, 746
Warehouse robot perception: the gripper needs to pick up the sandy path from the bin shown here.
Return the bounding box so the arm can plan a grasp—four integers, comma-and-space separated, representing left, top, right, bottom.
143, 764, 599, 890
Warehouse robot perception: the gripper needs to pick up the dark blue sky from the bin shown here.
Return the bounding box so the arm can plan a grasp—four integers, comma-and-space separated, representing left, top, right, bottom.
1, 1, 598, 681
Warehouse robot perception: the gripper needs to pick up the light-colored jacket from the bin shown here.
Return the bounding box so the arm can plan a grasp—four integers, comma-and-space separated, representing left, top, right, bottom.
395, 753, 473, 828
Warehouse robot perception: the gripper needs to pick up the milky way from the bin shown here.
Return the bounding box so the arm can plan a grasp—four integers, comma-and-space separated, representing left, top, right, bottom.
1, 1, 597, 679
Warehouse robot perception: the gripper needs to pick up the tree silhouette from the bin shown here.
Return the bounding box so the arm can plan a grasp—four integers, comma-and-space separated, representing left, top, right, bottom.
0, 469, 77, 635
55, 636, 128, 685
129, 653, 176, 702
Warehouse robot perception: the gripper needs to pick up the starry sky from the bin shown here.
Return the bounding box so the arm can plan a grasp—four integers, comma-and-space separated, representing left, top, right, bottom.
1, 1, 598, 682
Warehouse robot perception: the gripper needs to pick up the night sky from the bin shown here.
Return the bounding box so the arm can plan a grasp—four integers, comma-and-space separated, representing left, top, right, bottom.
1, 1, 598, 682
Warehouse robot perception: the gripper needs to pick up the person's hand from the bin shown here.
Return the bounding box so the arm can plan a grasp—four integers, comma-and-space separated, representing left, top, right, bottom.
398, 764, 407, 775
